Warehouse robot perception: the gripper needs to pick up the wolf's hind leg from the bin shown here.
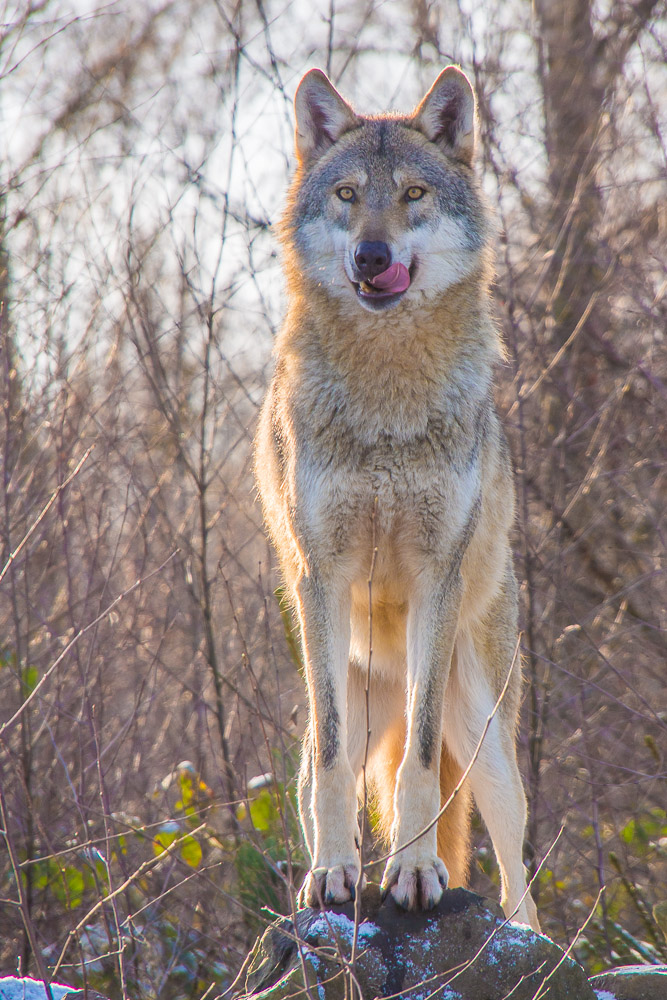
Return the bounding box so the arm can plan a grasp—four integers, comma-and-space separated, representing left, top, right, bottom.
437, 740, 472, 888
346, 664, 406, 847
468, 736, 540, 930
445, 632, 540, 931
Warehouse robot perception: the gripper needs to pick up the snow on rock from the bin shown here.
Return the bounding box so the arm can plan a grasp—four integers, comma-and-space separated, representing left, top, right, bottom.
0, 979, 79, 1000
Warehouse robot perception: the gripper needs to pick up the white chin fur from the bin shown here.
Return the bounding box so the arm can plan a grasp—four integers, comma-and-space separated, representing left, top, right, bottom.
355, 290, 406, 312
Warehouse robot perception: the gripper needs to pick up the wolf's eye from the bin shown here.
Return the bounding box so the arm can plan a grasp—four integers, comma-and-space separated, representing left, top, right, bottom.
337, 186, 356, 202
405, 186, 426, 201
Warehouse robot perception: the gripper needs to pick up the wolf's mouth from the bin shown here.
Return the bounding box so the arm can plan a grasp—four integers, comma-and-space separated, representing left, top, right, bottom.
353, 262, 413, 309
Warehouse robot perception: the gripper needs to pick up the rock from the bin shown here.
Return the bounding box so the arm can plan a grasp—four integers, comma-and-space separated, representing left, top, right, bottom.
241, 884, 596, 1000
590, 964, 667, 999
0, 978, 108, 1000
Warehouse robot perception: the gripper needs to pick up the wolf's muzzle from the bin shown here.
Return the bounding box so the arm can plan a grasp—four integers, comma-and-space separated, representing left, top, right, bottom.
354, 241, 391, 280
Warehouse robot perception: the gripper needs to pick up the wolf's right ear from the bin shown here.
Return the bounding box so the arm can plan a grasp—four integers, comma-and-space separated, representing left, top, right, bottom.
414, 67, 476, 166
294, 69, 360, 167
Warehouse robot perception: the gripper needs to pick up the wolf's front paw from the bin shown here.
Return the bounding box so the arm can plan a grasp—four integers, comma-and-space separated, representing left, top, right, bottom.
300, 863, 365, 907
381, 855, 448, 910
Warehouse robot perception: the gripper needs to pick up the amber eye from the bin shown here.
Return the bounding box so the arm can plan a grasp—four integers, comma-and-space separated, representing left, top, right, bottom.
405, 186, 426, 201
337, 186, 356, 202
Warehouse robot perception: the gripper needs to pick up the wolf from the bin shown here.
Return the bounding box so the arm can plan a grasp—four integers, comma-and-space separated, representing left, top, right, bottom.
254, 66, 540, 930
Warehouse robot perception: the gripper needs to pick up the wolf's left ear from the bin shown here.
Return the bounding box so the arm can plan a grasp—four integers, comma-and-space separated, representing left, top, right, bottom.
414, 66, 476, 166
294, 69, 360, 167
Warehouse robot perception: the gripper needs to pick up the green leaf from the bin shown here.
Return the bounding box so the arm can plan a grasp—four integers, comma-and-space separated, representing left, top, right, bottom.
621, 820, 636, 845
22, 666, 39, 694
180, 836, 203, 868
249, 789, 278, 833
178, 770, 195, 807
64, 866, 85, 907
154, 825, 179, 855
34, 864, 51, 891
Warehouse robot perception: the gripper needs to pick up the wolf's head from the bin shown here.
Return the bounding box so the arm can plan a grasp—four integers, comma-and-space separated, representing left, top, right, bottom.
281, 68, 491, 316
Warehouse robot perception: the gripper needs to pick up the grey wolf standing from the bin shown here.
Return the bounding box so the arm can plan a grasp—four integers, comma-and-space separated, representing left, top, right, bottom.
254, 66, 540, 930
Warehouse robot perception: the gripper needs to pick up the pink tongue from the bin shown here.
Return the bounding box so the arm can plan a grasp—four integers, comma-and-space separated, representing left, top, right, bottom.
369, 262, 410, 294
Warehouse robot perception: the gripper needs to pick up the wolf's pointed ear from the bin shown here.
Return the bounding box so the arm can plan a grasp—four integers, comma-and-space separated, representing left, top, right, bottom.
414, 66, 476, 166
294, 69, 360, 167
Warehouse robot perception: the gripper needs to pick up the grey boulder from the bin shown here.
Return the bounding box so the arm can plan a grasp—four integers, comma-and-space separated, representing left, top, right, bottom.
242, 884, 596, 1000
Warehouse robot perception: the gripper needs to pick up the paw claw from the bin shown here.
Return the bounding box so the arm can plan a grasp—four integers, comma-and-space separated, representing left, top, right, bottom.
303, 863, 361, 907
381, 857, 449, 911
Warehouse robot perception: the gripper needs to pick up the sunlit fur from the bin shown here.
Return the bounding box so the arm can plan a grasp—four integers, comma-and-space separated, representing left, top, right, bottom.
254, 67, 540, 930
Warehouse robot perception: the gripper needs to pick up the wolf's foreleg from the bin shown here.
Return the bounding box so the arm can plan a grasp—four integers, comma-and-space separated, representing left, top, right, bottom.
297, 724, 315, 858
294, 570, 360, 906
382, 568, 463, 910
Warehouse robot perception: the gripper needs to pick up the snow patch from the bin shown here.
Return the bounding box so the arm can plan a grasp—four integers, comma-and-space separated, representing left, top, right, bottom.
0, 979, 78, 1000
308, 911, 379, 946
403, 989, 462, 1000
486, 925, 532, 960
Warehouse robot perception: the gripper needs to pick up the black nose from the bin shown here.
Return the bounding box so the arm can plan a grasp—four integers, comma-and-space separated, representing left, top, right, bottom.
354, 241, 391, 279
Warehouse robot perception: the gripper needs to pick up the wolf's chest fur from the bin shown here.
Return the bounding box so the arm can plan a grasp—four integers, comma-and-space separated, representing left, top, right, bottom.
279, 332, 488, 570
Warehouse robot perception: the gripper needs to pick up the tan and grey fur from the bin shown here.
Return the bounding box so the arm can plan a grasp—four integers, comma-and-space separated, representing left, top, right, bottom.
254, 67, 540, 929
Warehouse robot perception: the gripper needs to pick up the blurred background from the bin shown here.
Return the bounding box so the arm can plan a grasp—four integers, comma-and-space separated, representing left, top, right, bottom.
1, 0, 666, 996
